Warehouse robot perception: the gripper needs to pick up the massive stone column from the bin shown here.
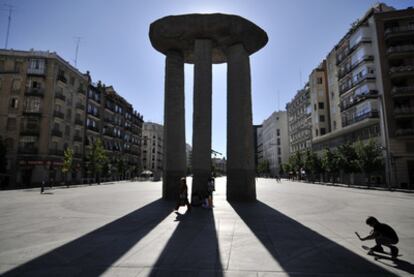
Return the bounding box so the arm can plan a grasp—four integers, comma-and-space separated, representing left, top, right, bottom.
192, 39, 213, 199
226, 43, 256, 201
163, 50, 186, 200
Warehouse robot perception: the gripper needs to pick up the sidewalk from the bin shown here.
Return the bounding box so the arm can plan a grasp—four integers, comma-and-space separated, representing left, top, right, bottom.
0, 178, 413, 276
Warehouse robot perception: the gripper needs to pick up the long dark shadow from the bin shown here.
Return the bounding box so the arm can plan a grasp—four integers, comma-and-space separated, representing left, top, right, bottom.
230, 200, 399, 276
149, 209, 223, 277
3, 199, 172, 276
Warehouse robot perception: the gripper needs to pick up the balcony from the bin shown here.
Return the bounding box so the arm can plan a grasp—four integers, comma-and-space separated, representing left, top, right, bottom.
75, 118, 83, 126
391, 86, 414, 97
340, 90, 378, 112
387, 44, 414, 58
51, 129, 63, 137
395, 128, 414, 137
103, 129, 114, 137
27, 67, 46, 76
104, 117, 115, 125
339, 72, 376, 95
336, 38, 372, 65
87, 110, 100, 118
53, 110, 65, 119
77, 87, 86, 95
57, 74, 67, 84
18, 147, 38, 154
389, 65, 414, 78
20, 127, 40, 136
55, 92, 66, 101
394, 106, 414, 118
73, 135, 83, 142
49, 149, 64, 156
25, 87, 44, 97
87, 125, 100, 133
76, 102, 85, 111
23, 110, 42, 117
385, 25, 414, 40
337, 55, 374, 80
342, 111, 379, 128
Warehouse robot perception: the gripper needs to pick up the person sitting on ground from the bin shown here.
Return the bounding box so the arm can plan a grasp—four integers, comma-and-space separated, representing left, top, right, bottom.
356, 216, 399, 258
175, 177, 191, 212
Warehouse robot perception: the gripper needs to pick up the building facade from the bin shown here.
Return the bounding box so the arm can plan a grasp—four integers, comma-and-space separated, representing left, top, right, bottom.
141, 122, 164, 178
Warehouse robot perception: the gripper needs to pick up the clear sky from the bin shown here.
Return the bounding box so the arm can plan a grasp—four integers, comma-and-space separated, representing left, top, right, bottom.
0, 0, 412, 157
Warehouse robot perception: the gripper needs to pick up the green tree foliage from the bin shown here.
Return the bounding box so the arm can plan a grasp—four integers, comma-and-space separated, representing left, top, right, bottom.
321, 148, 340, 183
289, 151, 303, 179
303, 150, 322, 182
354, 139, 384, 186
257, 160, 270, 176
62, 147, 74, 187
87, 139, 108, 184
337, 142, 359, 184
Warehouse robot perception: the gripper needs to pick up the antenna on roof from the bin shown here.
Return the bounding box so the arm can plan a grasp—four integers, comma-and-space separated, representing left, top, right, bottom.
2, 4, 14, 49
73, 36, 83, 67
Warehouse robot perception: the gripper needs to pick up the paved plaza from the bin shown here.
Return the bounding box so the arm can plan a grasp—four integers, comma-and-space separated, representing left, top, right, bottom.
0, 178, 413, 276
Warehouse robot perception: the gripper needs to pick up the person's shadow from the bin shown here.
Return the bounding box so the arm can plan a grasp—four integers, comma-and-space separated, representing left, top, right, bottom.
370, 253, 414, 275
2, 199, 173, 277
229, 200, 401, 276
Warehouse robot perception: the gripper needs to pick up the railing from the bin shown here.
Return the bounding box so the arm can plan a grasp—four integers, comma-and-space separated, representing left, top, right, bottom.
20, 127, 40, 136
51, 129, 63, 137
389, 65, 414, 75
342, 111, 379, 127
25, 87, 44, 97
73, 135, 83, 142
27, 67, 45, 75
340, 90, 378, 112
391, 86, 414, 95
53, 110, 65, 119
336, 38, 372, 65
87, 110, 100, 118
75, 118, 83, 125
74, 153, 82, 159
385, 25, 414, 37
23, 110, 42, 116
55, 92, 66, 101
339, 72, 376, 95
76, 103, 85, 110
387, 44, 414, 55
395, 128, 414, 137
337, 55, 374, 80
394, 106, 414, 115
87, 125, 100, 133
18, 147, 38, 154
49, 149, 64, 156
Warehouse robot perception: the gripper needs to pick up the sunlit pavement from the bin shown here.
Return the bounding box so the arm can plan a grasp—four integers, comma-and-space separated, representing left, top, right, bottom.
0, 177, 413, 276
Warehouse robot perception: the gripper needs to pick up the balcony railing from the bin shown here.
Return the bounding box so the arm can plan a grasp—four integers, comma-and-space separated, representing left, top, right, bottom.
391, 86, 414, 96
387, 44, 414, 55
55, 92, 66, 101
27, 67, 46, 75
394, 106, 414, 116
53, 110, 65, 119
76, 102, 85, 110
337, 55, 374, 80
74, 153, 82, 159
51, 129, 63, 137
389, 65, 414, 76
25, 87, 44, 97
336, 38, 372, 65
342, 111, 379, 128
23, 110, 42, 116
395, 128, 414, 137
87, 125, 100, 133
20, 127, 40, 136
340, 90, 378, 112
73, 135, 83, 142
75, 118, 83, 126
49, 149, 64, 156
87, 110, 100, 118
385, 25, 414, 38
57, 74, 67, 83
339, 72, 376, 95
18, 147, 38, 154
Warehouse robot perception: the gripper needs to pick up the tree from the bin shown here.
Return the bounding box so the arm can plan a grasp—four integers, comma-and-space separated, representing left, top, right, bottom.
87, 139, 108, 184
337, 142, 359, 185
117, 158, 125, 180
257, 160, 270, 177
289, 151, 303, 179
354, 139, 384, 187
321, 148, 340, 184
303, 150, 322, 183
62, 147, 74, 187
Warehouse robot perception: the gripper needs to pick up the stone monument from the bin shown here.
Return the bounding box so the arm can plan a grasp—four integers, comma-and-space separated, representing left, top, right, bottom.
149, 13, 268, 201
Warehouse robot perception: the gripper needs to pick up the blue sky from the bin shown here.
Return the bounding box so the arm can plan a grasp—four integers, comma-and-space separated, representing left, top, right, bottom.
0, 0, 412, 157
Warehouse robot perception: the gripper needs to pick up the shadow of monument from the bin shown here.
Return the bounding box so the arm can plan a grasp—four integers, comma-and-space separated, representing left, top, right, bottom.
229, 200, 399, 276
2, 199, 172, 277
149, 209, 223, 277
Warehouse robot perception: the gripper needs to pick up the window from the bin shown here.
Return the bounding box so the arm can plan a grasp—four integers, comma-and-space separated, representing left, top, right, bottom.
277, 138, 280, 145
317, 77, 323, 84
320, 115, 325, 122
318, 102, 324, 109
19, 136, 37, 148
65, 125, 70, 137
320, 128, 326, 135
333, 120, 337, 130
277, 147, 281, 155
10, 98, 18, 109
24, 97, 41, 112
277, 129, 280, 136
315, 128, 319, 136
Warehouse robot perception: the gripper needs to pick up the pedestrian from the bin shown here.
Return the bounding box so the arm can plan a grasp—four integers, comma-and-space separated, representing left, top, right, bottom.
355, 216, 399, 258
207, 176, 215, 208
175, 177, 191, 212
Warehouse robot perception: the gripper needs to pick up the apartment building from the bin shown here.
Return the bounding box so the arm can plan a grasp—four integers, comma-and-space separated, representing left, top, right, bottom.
310, 61, 330, 138
253, 124, 263, 171
259, 111, 289, 176
141, 122, 164, 178
0, 49, 88, 188
286, 84, 312, 154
